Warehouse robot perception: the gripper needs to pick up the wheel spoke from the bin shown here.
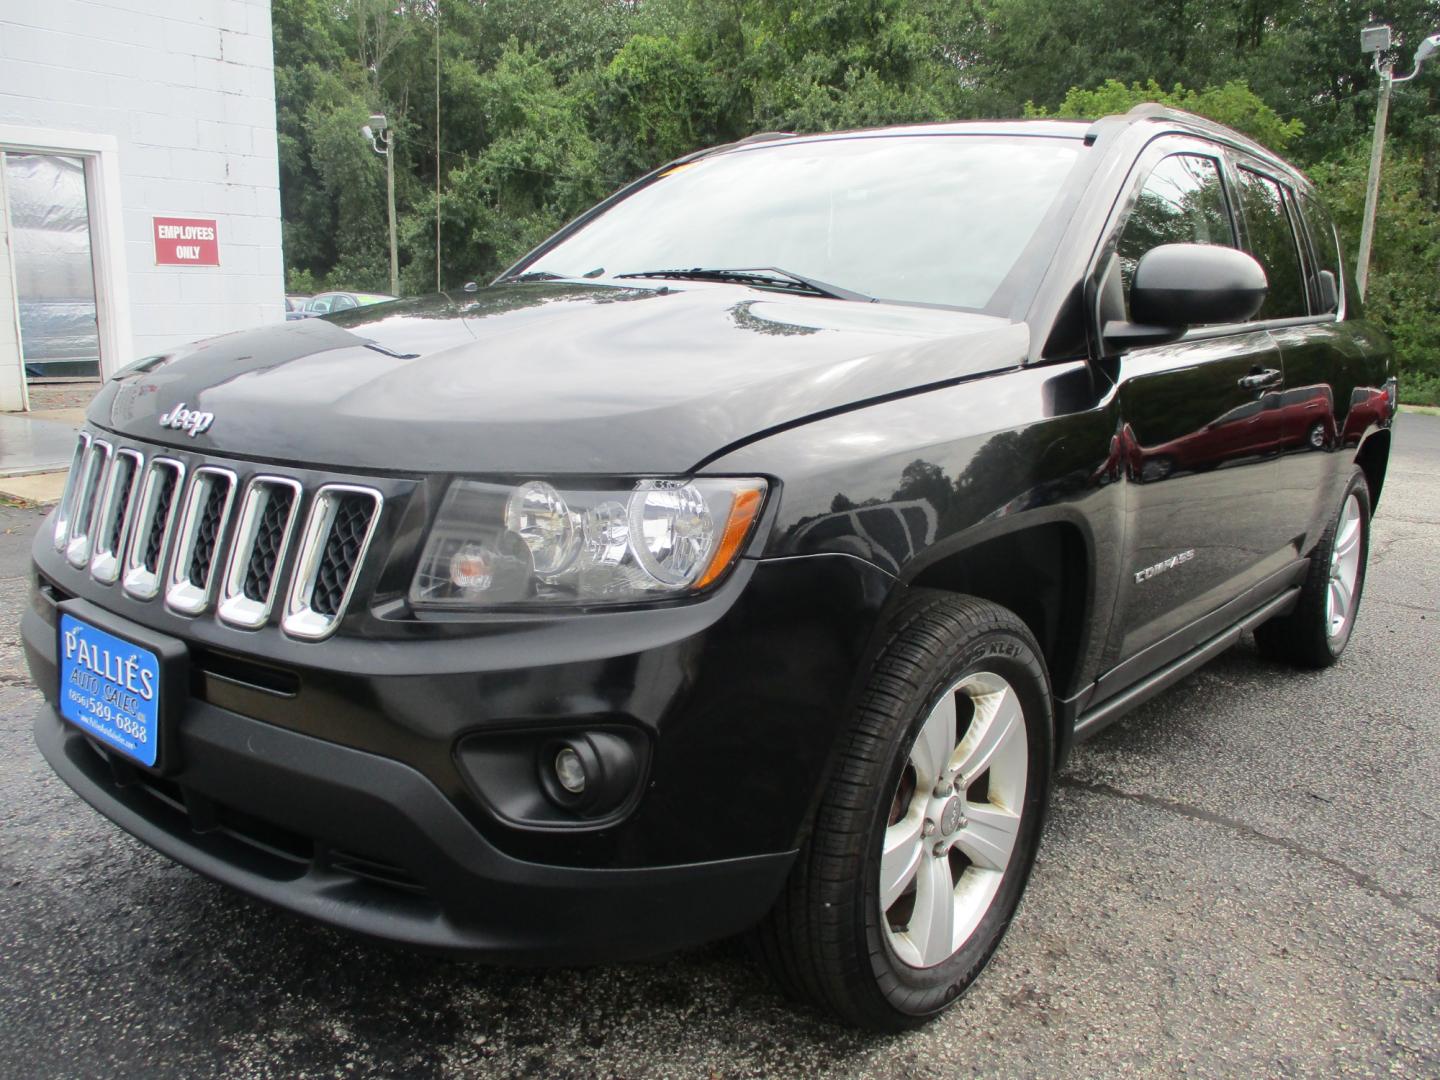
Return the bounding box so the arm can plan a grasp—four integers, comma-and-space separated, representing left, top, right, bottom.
955, 802, 1021, 872
957, 686, 1022, 788
907, 852, 956, 967
879, 814, 924, 909
910, 691, 957, 787
1329, 577, 1350, 627
1333, 521, 1360, 561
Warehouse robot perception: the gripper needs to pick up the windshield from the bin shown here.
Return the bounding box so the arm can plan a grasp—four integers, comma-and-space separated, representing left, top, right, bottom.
517, 134, 1082, 311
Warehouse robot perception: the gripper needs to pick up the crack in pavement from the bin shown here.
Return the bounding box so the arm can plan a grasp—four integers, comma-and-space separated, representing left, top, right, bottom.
1057, 776, 1440, 933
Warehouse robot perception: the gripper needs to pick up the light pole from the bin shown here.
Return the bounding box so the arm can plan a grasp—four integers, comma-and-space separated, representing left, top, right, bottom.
362, 114, 400, 297
1356, 26, 1439, 300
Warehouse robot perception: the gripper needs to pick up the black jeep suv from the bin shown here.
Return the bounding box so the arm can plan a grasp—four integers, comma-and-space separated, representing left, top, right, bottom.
27, 106, 1393, 1030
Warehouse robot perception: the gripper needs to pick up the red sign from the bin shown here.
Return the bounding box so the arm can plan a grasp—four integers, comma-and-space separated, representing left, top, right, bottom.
153, 217, 219, 266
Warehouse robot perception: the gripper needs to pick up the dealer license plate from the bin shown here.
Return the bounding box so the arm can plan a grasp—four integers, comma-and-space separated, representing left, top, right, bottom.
58, 613, 161, 767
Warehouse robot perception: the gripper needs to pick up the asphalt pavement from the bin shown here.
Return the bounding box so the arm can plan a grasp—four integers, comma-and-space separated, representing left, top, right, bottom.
0, 417, 1436, 1078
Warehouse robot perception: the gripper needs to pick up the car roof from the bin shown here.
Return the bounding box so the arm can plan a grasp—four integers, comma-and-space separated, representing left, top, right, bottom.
694, 106, 1303, 186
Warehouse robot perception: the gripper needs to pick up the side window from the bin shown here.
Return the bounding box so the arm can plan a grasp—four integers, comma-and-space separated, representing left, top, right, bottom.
1298, 191, 1342, 313
1116, 154, 1235, 317
1234, 168, 1308, 320
331, 294, 358, 311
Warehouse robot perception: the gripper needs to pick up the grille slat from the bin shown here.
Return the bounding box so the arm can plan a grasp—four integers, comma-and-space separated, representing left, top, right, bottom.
122, 459, 185, 601
52, 433, 92, 553
218, 478, 303, 629
244, 485, 293, 601
282, 485, 383, 640
64, 440, 111, 569
144, 470, 178, 574
187, 482, 228, 586
311, 496, 375, 617
165, 469, 236, 615
107, 461, 137, 555
89, 449, 142, 585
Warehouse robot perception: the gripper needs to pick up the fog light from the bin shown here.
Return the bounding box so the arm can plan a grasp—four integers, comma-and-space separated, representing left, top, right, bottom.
536, 731, 642, 817
554, 747, 587, 794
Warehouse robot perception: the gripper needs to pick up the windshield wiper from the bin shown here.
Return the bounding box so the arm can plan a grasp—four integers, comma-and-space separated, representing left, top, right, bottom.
502, 270, 567, 283
614, 267, 873, 303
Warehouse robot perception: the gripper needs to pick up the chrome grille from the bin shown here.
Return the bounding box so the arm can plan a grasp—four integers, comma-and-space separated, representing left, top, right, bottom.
166, 468, 236, 615
283, 486, 382, 640
144, 467, 180, 573
89, 448, 142, 584
63, 439, 111, 569
53, 433, 382, 638
122, 459, 185, 600
52, 432, 92, 554
218, 477, 301, 629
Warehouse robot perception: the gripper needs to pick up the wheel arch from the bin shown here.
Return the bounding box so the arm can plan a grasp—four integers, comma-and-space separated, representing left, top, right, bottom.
899, 512, 1095, 708
1355, 428, 1390, 511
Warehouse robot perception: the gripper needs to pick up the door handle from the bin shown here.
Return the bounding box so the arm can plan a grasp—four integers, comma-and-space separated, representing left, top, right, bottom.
1237, 368, 1282, 390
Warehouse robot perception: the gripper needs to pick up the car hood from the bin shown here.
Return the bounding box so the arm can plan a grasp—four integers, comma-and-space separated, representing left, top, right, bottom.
93, 282, 1028, 474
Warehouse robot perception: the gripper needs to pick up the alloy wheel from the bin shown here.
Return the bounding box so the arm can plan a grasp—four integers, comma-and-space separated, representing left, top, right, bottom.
880, 671, 1028, 969
1326, 492, 1363, 641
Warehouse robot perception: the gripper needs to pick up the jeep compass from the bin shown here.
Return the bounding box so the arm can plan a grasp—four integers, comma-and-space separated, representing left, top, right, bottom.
26, 106, 1393, 1030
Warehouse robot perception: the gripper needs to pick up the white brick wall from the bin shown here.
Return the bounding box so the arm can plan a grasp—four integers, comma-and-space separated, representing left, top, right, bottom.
0, 0, 283, 362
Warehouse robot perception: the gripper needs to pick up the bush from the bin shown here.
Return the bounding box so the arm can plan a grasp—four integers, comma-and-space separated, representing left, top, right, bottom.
1400, 371, 1440, 408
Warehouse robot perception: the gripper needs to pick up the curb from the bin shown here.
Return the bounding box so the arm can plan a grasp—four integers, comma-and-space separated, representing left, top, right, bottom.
0, 471, 68, 509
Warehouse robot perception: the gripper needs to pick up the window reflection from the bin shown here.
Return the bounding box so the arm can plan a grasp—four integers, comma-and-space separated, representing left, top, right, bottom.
524, 136, 1080, 312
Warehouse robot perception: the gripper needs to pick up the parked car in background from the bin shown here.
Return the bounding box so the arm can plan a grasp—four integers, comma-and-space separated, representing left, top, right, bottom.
284, 295, 310, 321
28, 106, 1393, 1032
302, 290, 396, 316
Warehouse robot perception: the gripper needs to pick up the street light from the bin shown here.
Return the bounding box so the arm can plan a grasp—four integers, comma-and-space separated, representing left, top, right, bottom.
362, 113, 400, 298
1356, 26, 1440, 299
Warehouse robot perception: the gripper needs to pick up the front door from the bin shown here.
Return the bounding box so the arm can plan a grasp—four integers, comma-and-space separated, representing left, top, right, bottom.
1094, 143, 1298, 672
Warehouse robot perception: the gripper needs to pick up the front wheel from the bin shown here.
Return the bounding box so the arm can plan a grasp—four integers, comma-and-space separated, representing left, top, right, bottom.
753, 591, 1052, 1030
1255, 467, 1371, 667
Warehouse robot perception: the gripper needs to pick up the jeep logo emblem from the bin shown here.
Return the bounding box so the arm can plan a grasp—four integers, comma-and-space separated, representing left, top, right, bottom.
158, 403, 214, 438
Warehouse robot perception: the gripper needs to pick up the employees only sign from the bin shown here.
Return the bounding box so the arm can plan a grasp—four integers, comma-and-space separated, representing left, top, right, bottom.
153, 217, 219, 266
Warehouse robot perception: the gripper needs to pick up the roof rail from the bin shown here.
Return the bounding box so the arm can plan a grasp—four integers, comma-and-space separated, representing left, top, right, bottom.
1092, 102, 1293, 169
737, 131, 797, 145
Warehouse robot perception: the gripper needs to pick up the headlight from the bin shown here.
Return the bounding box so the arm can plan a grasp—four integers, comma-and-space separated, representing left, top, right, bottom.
409, 477, 767, 608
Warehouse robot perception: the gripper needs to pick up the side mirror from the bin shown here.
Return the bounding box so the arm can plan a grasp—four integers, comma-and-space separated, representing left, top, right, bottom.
1105, 243, 1268, 350
1315, 269, 1338, 314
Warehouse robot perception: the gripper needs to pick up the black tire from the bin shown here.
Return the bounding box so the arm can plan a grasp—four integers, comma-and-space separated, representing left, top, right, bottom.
753, 590, 1053, 1031
1255, 467, 1371, 667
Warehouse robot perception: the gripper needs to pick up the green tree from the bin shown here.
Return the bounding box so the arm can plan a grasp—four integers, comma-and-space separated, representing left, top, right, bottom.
1026, 78, 1304, 152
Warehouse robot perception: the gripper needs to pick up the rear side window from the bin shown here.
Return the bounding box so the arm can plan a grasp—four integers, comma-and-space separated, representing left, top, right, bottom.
1299, 192, 1342, 313
1235, 169, 1308, 320
1116, 154, 1234, 313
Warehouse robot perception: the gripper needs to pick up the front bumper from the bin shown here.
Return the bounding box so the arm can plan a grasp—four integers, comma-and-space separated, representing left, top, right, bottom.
33, 702, 791, 961
27, 538, 896, 959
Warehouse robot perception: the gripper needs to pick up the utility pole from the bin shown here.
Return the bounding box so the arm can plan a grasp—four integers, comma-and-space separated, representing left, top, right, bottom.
362, 114, 400, 297
1356, 26, 1393, 300
435, 0, 442, 292
1356, 26, 1440, 300
386, 132, 399, 297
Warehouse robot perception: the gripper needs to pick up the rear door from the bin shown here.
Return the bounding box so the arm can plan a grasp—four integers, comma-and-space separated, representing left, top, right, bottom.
1238, 169, 1372, 546
1095, 138, 1296, 674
